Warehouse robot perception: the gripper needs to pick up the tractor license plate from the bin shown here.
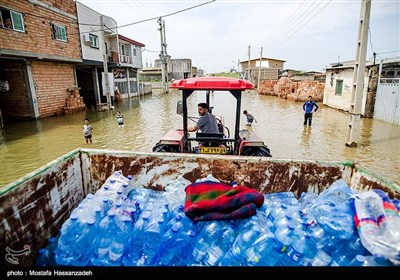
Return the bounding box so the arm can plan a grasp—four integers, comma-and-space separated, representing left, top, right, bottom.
198, 146, 227, 154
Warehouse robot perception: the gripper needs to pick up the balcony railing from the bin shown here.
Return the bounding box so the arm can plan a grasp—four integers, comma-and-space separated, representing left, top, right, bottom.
119, 54, 132, 64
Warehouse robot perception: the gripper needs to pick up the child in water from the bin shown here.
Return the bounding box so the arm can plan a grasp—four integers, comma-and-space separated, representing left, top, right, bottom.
116, 111, 124, 127
243, 110, 257, 126
83, 118, 92, 143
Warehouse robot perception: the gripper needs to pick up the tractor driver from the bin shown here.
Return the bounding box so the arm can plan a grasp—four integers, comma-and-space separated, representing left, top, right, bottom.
188, 102, 223, 147
188, 102, 219, 134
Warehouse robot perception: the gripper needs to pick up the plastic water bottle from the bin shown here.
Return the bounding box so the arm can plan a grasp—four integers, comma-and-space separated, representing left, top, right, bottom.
142, 216, 166, 265
204, 222, 236, 266
329, 233, 368, 266
310, 183, 355, 241
122, 211, 151, 266
200, 174, 220, 182
56, 217, 97, 266
373, 190, 400, 246
90, 211, 118, 266
243, 230, 278, 266
35, 248, 53, 266
55, 214, 81, 265
348, 254, 393, 266
71, 218, 98, 266
350, 191, 399, 260
44, 235, 59, 265
163, 177, 188, 211
298, 192, 319, 208
173, 229, 197, 266
90, 234, 112, 266
270, 224, 296, 261
107, 216, 132, 266
190, 221, 223, 265
276, 231, 319, 266
265, 192, 299, 207
152, 224, 197, 266
151, 224, 181, 266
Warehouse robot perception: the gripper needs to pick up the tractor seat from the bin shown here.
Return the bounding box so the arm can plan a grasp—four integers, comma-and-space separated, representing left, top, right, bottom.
196, 132, 225, 139
196, 132, 224, 147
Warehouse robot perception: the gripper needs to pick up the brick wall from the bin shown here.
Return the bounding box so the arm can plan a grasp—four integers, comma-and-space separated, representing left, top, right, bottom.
0, 61, 30, 118
0, 0, 81, 60
32, 60, 77, 117
258, 77, 325, 102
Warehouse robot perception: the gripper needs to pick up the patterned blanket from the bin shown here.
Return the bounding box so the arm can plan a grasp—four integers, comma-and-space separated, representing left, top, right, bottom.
184, 181, 264, 221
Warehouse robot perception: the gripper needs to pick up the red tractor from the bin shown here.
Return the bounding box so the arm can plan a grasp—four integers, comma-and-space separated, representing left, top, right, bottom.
152, 76, 272, 157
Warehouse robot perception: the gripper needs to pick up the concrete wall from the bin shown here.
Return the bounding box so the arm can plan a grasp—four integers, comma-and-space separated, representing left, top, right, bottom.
76, 2, 104, 62
323, 68, 369, 115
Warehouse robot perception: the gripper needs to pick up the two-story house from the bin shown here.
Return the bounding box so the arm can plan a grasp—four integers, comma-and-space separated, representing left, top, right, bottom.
76, 2, 145, 109
0, 0, 82, 119
75, 2, 118, 110
114, 35, 145, 99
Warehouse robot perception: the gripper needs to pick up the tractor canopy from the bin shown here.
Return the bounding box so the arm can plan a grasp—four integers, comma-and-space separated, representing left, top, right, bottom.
170, 76, 254, 91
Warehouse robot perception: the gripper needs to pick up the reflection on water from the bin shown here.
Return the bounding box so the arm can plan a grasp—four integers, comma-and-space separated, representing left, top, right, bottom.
1, 91, 399, 187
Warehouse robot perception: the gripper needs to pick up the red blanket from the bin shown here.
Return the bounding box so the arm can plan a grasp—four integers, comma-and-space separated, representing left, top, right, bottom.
184, 181, 264, 221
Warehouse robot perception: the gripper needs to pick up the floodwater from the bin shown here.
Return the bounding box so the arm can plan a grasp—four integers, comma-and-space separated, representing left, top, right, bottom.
0, 90, 399, 188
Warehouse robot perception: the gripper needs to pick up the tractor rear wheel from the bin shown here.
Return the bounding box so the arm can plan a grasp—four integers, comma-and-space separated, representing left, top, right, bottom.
241, 145, 272, 157
152, 143, 180, 153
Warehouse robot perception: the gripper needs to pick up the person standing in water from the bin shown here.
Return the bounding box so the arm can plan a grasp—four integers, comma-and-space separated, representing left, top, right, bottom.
116, 111, 124, 127
302, 96, 319, 126
83, 118, 92, 143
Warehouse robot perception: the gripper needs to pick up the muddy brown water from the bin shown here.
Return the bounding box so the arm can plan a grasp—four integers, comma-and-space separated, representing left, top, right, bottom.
0, 90, 399, 188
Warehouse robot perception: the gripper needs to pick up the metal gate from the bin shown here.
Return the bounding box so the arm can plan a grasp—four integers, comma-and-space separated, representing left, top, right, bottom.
374, 78, 400, 125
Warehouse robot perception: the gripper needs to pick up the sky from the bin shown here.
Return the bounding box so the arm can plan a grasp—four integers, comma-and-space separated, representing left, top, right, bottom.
79, 0, 400, 74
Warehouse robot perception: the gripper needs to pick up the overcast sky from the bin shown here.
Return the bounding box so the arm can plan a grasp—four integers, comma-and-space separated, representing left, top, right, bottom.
80, 0, 400, 74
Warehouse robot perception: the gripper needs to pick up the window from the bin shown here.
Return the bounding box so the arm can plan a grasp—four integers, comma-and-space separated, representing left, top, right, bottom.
89, 34, 98, 48
0, 8, 25, 32
51, 22, 67, 42
335, 79, 343, 95
133, 48, 137, 56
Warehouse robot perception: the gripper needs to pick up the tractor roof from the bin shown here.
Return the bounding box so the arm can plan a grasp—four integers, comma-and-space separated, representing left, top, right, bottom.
170, 77, 254, 90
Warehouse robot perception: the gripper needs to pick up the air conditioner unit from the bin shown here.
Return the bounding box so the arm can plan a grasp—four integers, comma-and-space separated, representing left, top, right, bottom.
82, 34, 91, 46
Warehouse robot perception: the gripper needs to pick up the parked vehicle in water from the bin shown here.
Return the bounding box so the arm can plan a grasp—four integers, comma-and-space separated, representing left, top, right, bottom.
152, 77, 272, 157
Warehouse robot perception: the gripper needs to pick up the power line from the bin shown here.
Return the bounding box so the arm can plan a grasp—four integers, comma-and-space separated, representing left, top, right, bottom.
259, 0, 311, 47
265, 0, 331, 52
263, 0, 326, 51
83, 0, 215, 33
143, 48, 160, 53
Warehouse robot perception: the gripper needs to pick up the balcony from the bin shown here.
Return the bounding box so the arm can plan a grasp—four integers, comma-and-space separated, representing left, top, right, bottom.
119, 54, 132, 64
107, 50, 120, 63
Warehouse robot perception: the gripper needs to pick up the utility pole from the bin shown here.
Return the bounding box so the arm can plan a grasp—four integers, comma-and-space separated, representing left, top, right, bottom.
257, 47, 263, 89
345, 0, 371, 147
247, 45, 251, 82
101, 15, 112, 109
158, 17, 169, 94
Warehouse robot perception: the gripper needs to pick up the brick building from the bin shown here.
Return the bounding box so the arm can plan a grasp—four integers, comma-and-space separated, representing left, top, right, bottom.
0, 0, 82, 119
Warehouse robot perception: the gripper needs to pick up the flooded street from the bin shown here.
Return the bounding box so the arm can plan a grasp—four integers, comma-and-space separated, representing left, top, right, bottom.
1, 90, 399, 188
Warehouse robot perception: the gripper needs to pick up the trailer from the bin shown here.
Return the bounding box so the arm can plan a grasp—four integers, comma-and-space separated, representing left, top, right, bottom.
1, 148, 399, 266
